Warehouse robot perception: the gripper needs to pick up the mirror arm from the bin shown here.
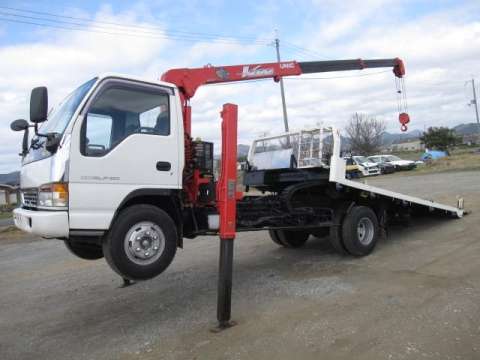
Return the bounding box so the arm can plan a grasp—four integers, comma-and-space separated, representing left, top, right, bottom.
20, 127, 29, 157
33, 123, 49, 138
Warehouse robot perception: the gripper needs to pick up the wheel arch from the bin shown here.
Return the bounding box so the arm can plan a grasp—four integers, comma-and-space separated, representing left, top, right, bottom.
113, 188, 184, 247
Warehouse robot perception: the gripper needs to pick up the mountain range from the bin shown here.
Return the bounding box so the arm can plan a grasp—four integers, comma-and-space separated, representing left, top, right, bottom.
0, 171, 20, 186
452, 122, 480, 135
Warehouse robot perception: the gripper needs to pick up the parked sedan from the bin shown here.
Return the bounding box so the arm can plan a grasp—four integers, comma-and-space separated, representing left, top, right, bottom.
351, 156, 381, 176
344, 157, 363, 179
367, 155, 395, 174
369, 154, 416, 171
378, 161, 396, 174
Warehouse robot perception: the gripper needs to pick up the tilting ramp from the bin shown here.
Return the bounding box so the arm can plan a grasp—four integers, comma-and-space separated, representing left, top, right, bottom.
329, 128, 464, 218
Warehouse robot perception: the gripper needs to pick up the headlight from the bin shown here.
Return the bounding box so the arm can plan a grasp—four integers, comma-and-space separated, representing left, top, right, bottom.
38, 182, 68, 208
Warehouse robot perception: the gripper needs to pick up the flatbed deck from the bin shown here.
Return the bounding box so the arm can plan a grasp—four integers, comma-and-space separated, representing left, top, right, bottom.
328, 129, 464, 218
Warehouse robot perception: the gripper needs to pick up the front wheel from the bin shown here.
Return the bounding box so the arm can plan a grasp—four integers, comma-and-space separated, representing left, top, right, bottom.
269, 229, 309, 248
103, 205, 178, 280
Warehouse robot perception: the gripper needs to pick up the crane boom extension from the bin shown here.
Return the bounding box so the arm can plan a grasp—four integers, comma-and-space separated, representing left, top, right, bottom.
161, 58, 405, 100
299, 58, 404, 75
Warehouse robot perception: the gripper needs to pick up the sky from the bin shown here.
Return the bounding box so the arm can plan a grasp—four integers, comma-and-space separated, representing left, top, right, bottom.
0, 0, 479, 173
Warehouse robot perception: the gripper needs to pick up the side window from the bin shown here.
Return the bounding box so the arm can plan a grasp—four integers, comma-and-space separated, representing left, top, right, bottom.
85, 114, 112, 156
83, 84, 170, 157
139, 104, 170, 135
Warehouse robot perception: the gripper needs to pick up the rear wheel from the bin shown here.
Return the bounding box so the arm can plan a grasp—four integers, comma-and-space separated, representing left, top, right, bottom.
269, 229, 309, 248
341, 206, 379, 256
64, 239, 103, 260
328, 203, 350, 255
268, 229, 284, 246
103, 205, 177, 280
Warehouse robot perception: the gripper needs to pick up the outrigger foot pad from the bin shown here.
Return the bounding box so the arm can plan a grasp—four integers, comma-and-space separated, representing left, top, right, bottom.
119, 277, 136, 288
210, 320, 237, 333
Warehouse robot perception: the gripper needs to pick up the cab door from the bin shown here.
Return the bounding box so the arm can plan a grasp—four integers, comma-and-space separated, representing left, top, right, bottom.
68, 79, 182, 230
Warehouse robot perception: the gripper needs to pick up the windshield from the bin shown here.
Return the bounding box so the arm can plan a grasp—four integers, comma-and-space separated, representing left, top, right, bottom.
24, 78, 97, 165
40, 78, 97, 135
386, 155, 401, 161
353, 156, 368, 164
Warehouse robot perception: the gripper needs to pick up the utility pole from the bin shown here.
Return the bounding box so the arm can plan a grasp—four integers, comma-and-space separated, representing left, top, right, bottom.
274, 33, 289, 133
469, 78, 480, 127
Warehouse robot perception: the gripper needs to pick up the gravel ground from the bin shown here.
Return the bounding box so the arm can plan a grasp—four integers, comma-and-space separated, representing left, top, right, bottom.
0, 171, 479, 360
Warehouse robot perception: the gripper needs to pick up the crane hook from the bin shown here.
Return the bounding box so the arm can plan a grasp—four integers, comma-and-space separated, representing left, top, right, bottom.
399, 112, 410, 132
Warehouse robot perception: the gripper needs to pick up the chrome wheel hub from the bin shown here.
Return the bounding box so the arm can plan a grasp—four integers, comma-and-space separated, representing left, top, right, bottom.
357, 217, 374, 245
124, 222, 165, 265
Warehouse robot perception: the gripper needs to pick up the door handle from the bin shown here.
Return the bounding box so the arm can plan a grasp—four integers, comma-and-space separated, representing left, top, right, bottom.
156, 161, 171, 171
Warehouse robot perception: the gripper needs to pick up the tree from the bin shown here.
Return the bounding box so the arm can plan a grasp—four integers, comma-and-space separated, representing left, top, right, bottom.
345, 113, 386, 155
420, 127, 458, 152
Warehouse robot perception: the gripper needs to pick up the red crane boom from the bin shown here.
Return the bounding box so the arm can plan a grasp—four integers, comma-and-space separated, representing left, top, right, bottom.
161, 57, 408, 137
162, 58, 405, 100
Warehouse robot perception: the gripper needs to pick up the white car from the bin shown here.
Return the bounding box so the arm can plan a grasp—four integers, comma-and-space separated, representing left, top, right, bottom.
352, 156, 381, 176
370, 154, 416, 171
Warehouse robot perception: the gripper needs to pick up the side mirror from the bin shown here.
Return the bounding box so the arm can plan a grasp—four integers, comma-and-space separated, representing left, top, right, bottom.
10, 119, 30, 157
10, 119, 29, 131
30, 86, 48, 123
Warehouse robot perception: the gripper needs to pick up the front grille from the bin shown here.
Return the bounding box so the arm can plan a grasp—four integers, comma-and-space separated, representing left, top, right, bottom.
22, 190, 38, 208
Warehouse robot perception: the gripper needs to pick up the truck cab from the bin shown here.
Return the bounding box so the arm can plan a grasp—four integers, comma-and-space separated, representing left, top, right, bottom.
13, 74, 185, 279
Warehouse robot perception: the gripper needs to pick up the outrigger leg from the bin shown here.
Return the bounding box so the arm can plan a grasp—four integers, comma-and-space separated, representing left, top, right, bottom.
212, 103, 239, 332
215, 238, 235, 330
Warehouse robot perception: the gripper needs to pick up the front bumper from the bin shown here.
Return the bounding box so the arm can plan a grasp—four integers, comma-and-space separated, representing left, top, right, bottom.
13, 208, 69, 239
363, 168, 380, 176
381, 166, 396, 174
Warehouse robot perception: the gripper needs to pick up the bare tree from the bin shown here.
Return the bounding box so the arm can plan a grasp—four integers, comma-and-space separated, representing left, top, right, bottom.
345, 113, 385, 155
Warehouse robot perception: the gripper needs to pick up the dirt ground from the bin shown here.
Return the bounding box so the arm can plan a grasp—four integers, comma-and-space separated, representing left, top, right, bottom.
0, 171, 479, 360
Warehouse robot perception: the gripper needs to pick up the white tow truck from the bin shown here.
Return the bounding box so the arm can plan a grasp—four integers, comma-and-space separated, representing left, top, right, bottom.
9, 58, 464, 327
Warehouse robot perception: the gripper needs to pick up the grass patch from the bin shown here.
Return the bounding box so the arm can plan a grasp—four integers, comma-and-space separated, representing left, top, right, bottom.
391, 150, 424, 161
0, 225, 17, 234
0, 211, 13, 220
413, 150, 480, 174
386, 147, 480, 175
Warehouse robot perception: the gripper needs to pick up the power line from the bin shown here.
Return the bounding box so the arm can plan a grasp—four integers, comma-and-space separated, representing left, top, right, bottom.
0, 16, 273, 46
0, 5, 339, 62
283, 40, 330, 60
0, 6, 272, 44
0, 5, 341, 64
280, 44, 317, 61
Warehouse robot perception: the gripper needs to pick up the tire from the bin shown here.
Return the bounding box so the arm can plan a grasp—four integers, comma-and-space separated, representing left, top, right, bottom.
103, 204, 178, 281
341, 206, 379, 256
64, 239, 103, 260
268, 229, 284, 246
269, 229, 309, 248
328, 204, 350, 255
